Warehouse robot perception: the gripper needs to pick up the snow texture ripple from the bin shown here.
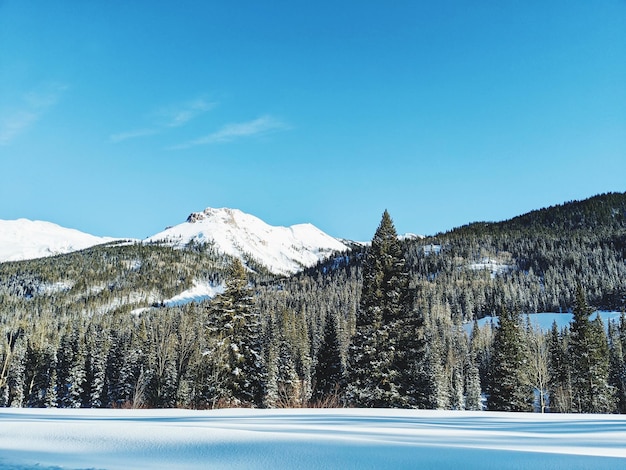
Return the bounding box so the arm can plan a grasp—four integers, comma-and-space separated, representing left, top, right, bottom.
0, 408, 625, 470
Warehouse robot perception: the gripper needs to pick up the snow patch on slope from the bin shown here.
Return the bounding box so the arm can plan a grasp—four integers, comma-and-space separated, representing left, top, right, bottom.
0, 219, 116, 263
469, 259, 514, 278
145, 208, 348, 275
163, 280, 225, 307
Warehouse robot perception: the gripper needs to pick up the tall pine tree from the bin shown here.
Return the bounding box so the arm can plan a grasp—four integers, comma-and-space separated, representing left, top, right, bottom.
486, 308, 532, 411
346, 210, 423, 407
312, 312, 343, 404
568, 284, 615, 413
547, 321, 571, 412
608, 312, 626, 413
207, 259, 265, 407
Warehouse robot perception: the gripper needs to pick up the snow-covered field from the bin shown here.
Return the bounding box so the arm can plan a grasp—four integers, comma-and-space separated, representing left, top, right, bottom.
1, 409, 625, 469
472, 311, 623, 333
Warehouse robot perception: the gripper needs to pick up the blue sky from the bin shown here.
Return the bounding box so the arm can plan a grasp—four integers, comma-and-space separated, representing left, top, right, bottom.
1, 1, 625, 241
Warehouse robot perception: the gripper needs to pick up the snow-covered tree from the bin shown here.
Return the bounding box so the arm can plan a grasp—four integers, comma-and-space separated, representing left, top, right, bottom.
346, 210, 424, 407
312, 312, 343, 404
207, 259, 265, 407
568, 284, 615, 413
487, 308, 532, 411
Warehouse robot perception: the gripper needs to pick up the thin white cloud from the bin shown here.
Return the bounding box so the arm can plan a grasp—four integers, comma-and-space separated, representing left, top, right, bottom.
110, 96, 215, 143
170, 115, 289, 150
0, 111, 39, 145
0, 84, 67, 146
163, 98, 215, 128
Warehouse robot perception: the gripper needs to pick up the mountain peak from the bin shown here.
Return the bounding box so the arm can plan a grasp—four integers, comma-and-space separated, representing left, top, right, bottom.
0, 219, 115, 263
186, 207, 240, 224
146, 207, 348, 275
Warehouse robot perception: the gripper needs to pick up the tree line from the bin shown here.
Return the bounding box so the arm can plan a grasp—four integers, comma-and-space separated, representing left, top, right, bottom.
1, 193, 626, 411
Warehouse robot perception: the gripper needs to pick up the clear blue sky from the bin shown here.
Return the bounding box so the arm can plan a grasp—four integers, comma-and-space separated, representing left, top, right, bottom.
1, 1, 625, 241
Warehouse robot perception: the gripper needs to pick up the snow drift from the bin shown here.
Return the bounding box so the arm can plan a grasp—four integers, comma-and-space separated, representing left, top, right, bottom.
0, 408, 625, 470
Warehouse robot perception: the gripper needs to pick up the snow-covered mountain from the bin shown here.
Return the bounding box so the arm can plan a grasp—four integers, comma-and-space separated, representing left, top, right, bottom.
0, 219, 115, 263
145, 207, 349, 275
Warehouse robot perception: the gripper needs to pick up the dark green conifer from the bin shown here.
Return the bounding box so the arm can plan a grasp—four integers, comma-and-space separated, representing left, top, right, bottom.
569, 284, 615, 413
486, 308, 532, 411
608, 312, 626, 413
547, 321, 571, 412
346, 210, 422, 407
208, 259, 265, 407
312, 312, 343, 404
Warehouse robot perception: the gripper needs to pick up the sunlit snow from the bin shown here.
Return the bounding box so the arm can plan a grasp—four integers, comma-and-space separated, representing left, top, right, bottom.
0, 219, 116, 263
144, 207, 348, 275
469, 260, 514, 278
471, 311, 623, 332
163, 280, 225, 307
0, 408, 625, 470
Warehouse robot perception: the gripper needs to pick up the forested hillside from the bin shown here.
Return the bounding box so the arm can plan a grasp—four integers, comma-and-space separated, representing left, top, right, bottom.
1, 193, 625, 412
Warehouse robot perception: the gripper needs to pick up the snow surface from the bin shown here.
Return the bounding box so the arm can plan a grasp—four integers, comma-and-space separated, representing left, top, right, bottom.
0, 219, 116, 263
469, 259, 514, 278
163, 280, 225, 307
423, 243, 442, 255
0, 408, 624, 470
144, 207, 348, 275
471, 311, 623, 333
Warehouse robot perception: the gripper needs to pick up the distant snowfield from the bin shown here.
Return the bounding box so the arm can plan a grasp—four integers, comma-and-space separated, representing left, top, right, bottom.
1, 409, 625, 470
472, 311, 623, 332
0, 219, 116, 263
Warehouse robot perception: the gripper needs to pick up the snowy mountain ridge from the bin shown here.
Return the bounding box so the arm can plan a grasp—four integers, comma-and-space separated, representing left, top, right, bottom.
1, 209, 350, 275
145, 207, 349, 275
0, 219, 116, 263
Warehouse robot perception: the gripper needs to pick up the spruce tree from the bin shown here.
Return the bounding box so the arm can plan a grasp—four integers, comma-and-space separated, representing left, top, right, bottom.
547, 321, 571, 412
465, 319, 483, 411
346, 210, 421, 407
208, 259, 265, 407
265, 319, 300, 408
588, 316, 615, 412
312, 312, 343, 404
568, 284, 615, 413
608, 312, 626, 413
486, 308, 532, 411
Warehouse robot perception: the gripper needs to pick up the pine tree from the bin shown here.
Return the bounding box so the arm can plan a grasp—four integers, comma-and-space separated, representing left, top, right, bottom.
265, 320, 300, 408
465, 320, 483, 411
568, 284, 615, 413
44, 367, 58, 408
608, 312, 626, 413
57, 325, 87, 408
346, 210, 421, 407
207, 259, 265, 407
84, 322, 110, 408
464, 357, 482, 410
588, 316, 615, 412
486, 308, 532, 411
312, 312, 343, 404
7, 339, 26, 407
547, 321, 571, 412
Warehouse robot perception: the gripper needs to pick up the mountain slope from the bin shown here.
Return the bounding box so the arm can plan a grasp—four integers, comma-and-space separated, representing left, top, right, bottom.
445, 191, 626, 237
0, 219, 116, 263
145, 207, 349, 275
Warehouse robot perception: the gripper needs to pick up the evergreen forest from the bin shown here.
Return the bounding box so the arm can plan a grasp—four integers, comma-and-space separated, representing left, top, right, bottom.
1, 192, 626, 412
